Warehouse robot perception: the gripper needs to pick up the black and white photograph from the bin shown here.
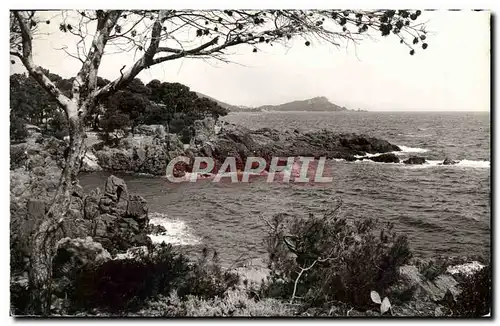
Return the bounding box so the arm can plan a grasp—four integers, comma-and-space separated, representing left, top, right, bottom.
8, 2, 492, 318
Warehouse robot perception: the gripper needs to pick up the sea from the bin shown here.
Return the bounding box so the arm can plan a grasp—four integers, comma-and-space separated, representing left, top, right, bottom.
79, 111, 491, 266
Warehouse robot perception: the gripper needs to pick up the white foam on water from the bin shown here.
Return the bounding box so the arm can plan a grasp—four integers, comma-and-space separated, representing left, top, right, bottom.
404, 160, 490, 169
148, 213, 201, 246
397, 145, 429, 154
353, 158, 490, 169
354, 152, 381, 158
455, 159, 490, 168
446, 261, 485, 277
354, 144, 429, 159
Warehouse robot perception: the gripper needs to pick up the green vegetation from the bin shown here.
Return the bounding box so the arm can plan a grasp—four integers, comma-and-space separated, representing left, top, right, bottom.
259, 201, 412, 311
448, 265, 491, 317
9, 72, 228, 145
9, 203, 491, 317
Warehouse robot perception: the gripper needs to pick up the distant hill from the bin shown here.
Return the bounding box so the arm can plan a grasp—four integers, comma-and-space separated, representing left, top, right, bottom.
256, 96, 350, 112
195, 92, 259, 112
195, 92, 366, 113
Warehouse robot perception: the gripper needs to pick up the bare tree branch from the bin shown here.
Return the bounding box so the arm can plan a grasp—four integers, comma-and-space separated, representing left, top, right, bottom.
72, 10, 122, 115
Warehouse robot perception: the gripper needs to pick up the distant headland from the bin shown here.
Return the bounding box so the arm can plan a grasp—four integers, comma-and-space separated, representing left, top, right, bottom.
195, 93, 367, 113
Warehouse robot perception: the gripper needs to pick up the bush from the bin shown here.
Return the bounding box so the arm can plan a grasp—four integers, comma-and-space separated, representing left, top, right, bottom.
260, 201, 412, 311
10, 145, 27, 169
47, 112, 69, 140
138, 290, 293, 317
175, 247, 240, 299
66, 243, 189, 313
99, 111, 130, 146
450, 265, 491, 317
65, 244, 239, 314
10, 115, 28, 143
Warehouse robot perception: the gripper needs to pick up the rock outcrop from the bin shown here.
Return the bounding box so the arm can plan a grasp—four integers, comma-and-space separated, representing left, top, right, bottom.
193, 125, 402, 172
81, 151, 102, 172
397, 265, 460, 302
11, 168, 153, 274
369, 153, 400, 163
53, 237, 112, 278
90, 121, 403, 176
10, 134, 68, 268
90, 175, 151, 255
91, 132, 185, 175
442, 157, 458, 165
403, 156, 427, 165
191, 117, 217, 147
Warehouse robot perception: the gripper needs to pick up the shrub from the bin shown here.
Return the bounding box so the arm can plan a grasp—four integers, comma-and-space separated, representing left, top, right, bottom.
138, 289, 293, 317
10, 145, 27, 169
450, 265, 491, 317
175, 247, 240, 299
65, 244, 239, 314
260, 201, 412, 311
47, 112, 69, 140
66, 243, 188, 313
10, 115, 28, 143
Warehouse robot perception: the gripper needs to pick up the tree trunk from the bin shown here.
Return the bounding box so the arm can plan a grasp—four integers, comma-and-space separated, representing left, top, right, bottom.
26, 113, 86, 316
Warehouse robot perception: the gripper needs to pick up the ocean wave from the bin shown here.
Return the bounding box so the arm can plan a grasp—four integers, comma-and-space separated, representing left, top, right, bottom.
353, 152, 381, 158
424, 160, 490, 168
397, 145, 429, 153
353, 145, 429, 159
148, 212, 201, 246
351, 158, 490, 169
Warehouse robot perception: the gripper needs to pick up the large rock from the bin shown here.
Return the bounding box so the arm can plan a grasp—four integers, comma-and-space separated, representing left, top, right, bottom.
141, 137, 169, 176
191, 117, 217, 146
92, 213, 146, 255
369, 153, 400, 163
10, 135, 65, 205
100, 175, 129, 216
403, 156, 427, 165
53, 237, 111, 278
135, 124, 166, 137
337, 133, 401, 154
83, 188, 101, 220
93, 133, 186, 176
81, 150, 102, 172
207, 127, 402, 167
127, 195, 149, 228
92, 214, 119, 238
90, 177, 152, 254
93, 124, 403, 173
11, 136, 154, 271
58, 218, 92, 239
398, 265, 460, 302
94, 147, 135, 172
442, 157, 458, 165
52, 236, 112, 301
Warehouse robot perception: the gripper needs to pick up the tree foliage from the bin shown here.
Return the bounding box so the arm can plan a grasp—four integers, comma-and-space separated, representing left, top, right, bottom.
10, 73, 58, 128
10, 114, 28, 143
144, 80, 229, 137
260, 201, 412, 311
10, 70, 228, 144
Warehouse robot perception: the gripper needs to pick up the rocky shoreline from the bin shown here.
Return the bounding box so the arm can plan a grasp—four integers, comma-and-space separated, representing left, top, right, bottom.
81, 118, 457, 176
82, 118, 457, 176
10, 123, 484, 316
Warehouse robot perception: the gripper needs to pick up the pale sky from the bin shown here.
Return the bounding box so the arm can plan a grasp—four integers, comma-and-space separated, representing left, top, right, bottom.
10, 10, 490, 111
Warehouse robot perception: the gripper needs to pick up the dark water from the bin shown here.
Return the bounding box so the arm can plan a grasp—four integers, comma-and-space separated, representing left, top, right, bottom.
79, 112, 491, 266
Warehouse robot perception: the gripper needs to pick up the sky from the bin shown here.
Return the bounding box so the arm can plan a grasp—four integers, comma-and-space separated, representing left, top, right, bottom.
10, 10, 491, 112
